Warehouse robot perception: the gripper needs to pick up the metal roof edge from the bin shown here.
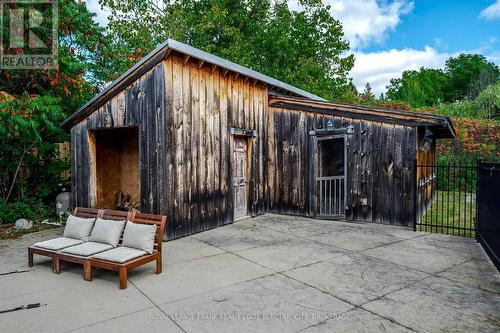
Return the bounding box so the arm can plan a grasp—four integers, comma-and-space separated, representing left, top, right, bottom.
62, 38, 325, 129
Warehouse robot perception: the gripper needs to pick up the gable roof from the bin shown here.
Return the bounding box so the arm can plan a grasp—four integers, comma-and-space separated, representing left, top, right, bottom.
61, 38, 325, 129
269, 95, 456, 139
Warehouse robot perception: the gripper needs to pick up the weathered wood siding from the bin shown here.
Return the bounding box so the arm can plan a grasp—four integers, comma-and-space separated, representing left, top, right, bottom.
71, 63, 166, 214
162, 54, 268, 239
71, 54, 269, 239
268, 107, 417, 226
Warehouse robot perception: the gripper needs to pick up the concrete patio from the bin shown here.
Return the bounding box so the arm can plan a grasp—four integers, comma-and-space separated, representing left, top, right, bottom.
0, 214, 499, 333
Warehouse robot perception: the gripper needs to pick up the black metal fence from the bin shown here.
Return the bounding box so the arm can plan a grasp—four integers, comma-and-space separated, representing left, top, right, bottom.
477, 162, 500, 270
416, 161, 478, 238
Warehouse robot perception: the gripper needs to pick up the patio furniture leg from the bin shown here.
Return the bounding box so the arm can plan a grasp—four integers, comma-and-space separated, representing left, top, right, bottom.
53, 255, 61, 274
84, 261, 92, 281
155, 254, 162, 274
28, 248, 33, 267
119, 267, 127, 289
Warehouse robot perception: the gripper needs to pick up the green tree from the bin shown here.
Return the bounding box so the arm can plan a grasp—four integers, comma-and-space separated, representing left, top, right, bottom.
474, 81, 500, 119
360, 82, 375, 100
101, 0, 354, 100
0, 0, 111, 212
445, 54, 500, 101
386, 67, 449, 107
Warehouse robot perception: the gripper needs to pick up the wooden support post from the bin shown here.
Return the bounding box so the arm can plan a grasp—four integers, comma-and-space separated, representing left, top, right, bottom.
28, 248, 33, 267
119, 267, 128, 289
53, 255, 61, 274
84, 261, 93, 281
156, 254, 162, 274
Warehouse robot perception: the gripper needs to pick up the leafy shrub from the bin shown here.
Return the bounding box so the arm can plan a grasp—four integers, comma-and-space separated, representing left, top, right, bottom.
0, 197, 54, 224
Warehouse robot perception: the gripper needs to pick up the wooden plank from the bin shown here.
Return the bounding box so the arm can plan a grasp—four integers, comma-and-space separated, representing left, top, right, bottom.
199, 64, 208, 230
154, 64, 166, 218
212, 68, 222, 226
393, 126, 405, 225
206, 66, 215, 229
164, 58, 176, 239
190, 61, 200, 233
219, 70, 230, 225
371, 122, 383, 223
182, 59, 192, 234
360, 121, 371, 222
381, 124, 395, 224
172, 55, 185, 236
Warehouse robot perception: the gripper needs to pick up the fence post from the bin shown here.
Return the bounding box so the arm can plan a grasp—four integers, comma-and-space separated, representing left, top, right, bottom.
475, 159, 481, 242
413, 158, 418, 232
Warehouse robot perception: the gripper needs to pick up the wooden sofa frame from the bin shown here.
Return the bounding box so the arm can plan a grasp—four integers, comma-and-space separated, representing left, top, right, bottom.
27, 207, 103, 272
28, 208, 167, 289
84, 212, 166, 289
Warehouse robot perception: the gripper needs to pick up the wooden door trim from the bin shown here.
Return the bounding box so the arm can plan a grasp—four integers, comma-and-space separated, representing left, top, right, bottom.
231, 135, 252, 220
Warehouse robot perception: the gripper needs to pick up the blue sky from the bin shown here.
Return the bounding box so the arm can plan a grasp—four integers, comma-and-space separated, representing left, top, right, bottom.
367, 0, 499, 53
86, 0, 500, 95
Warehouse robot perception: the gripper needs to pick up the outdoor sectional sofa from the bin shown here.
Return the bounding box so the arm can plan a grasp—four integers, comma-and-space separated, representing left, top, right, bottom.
27, 207, 167, 289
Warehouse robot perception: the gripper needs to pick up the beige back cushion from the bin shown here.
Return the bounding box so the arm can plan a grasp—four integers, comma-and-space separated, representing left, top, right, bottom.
63, 215, 96, 240
122, 221, 157, 254
89, 218, 127, 247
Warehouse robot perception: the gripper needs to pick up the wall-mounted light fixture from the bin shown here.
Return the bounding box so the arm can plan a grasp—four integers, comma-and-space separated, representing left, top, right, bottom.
420, 128, 434, 152
326, 119, 334, 131
347, 123, 354, 134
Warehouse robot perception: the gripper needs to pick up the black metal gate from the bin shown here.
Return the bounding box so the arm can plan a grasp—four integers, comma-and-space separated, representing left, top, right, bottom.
477, 162, 500, 270
416, 161, 478, 237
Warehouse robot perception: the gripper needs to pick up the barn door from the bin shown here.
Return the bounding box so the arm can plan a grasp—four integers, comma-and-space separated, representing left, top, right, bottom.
316, 136, 346, 218
233, 138, 248, 219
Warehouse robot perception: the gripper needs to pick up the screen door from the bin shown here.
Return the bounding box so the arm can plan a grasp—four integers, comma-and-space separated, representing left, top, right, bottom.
316, 136, 346, 217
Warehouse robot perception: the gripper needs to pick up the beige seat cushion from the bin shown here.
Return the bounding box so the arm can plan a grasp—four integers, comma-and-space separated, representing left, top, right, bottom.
33, 237, 84, 251
122, 221, 157, 254
91, 246, 147, 263
89, 218, 126, 247
61, 242, 113, 257
63, 215, 96, 241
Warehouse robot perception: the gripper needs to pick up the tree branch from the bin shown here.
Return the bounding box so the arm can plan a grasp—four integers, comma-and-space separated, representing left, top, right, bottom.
4, 140, 38, 204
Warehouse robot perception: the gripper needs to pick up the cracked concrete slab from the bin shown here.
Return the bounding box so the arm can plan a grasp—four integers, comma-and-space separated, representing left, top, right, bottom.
164, 236, 225, 266
248, 214, 351, 237
129, 252, 273, 305
234, 238, 346, 272
192, 221, 296, 251
0, 273, 152, 333
284, 253, 429, 306
362, 234, 478, 274
70, 307, 184, 333
160, 273, 353, 333
307, 227, 407, 252
1, 214, 498, 333
362, 276, 500, 332
301, 308, 412, 333
437, 256, 500, 294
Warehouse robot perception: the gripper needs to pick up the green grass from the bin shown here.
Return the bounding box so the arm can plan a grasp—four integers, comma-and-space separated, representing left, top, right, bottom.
417, 191, 476, 238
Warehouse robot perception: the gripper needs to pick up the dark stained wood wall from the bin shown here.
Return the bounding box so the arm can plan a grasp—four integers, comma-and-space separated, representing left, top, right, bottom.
71, 63, 166, 215
71, 53, 423, 239
268, 107, 417, 226
162, 54, 268, 239
71, 54, 269, 240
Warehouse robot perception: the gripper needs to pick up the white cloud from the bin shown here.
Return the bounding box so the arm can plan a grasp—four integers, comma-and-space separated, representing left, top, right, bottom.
351, 47, 451, 96
480, 0, 500, 20
329, 0, 414, 49
85, 0, 110, 26
289, 0, 414, 49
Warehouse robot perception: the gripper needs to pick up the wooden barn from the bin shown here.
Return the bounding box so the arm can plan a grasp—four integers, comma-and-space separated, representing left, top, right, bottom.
61, 39, 455, 240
